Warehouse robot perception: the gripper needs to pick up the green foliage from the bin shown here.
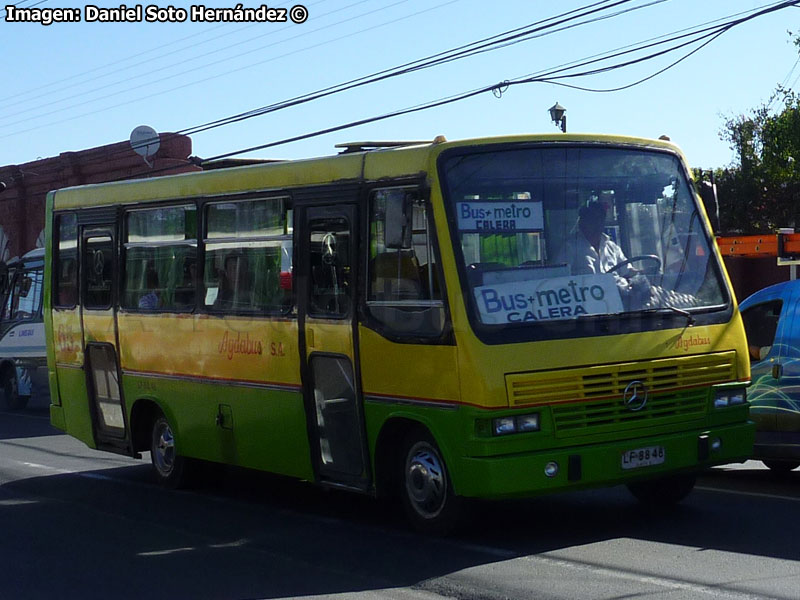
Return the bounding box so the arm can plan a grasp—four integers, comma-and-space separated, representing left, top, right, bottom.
710, 32, 800, 233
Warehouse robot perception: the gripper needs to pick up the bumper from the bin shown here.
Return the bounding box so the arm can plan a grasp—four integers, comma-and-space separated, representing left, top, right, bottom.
454, 421, 755, 499
753, 431, 800, 461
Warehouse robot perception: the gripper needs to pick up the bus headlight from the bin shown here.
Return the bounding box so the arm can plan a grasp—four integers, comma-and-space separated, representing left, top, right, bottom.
493, 417, 516, 436
713, 388, 746, 408
492, 413, 540, 436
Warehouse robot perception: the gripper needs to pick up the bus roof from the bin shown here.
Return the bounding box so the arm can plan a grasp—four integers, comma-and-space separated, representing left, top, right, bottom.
49, 133, 684, 211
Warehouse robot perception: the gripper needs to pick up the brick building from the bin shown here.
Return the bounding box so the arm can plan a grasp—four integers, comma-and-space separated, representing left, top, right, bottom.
0, 133, 200, 261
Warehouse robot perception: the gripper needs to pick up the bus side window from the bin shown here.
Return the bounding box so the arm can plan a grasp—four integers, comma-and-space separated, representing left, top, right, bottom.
366, 188, 446, 337
203, 197, 291, 314
54, 213, 78, 308
122, 204, 197, 312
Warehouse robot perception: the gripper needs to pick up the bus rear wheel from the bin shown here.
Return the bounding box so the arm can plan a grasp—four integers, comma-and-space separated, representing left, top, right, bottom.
762, 460, 799, 473
627, 473, 696, 507
400, 428, 464, 534
150, 414, 190, 489
2, 370, 28, 410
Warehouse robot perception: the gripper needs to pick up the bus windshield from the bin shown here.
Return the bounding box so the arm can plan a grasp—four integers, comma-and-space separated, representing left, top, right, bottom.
440, 145, 727, 328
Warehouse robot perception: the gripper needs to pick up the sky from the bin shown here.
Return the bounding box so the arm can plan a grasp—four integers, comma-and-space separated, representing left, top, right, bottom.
1, 0, 799, 171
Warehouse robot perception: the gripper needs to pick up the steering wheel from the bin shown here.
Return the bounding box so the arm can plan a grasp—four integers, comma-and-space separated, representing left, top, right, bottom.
606, 255, 662, 276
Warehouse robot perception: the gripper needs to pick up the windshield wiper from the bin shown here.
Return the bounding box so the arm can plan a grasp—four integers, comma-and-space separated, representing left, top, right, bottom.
630, 306, 695, 327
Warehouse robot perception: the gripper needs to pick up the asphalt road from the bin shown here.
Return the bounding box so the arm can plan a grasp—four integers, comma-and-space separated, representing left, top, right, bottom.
2, 407, 799, 600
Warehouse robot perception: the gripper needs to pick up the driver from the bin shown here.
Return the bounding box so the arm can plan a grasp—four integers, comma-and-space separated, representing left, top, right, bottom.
559, 200, 649, 303
562, 200, 632, 275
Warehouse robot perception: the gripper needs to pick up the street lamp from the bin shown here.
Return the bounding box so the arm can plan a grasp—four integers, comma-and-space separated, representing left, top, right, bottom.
548, 102, 566, 133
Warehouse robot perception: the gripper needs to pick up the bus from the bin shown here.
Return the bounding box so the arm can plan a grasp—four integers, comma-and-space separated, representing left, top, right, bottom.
44, 134, 754, 532
1, 248, 48, 410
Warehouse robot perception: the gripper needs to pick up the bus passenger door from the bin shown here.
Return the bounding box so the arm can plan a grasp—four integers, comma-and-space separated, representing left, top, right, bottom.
80, 223, 129, 454
297, 204, 369, 489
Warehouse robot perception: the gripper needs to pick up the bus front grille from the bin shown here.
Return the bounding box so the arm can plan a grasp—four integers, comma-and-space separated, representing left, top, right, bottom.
550, 388, 708, 436
505, 351, 737, 408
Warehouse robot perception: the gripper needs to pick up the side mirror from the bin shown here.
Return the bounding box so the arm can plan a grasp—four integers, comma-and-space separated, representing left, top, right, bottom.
699, 179, 720, 234
385, 196, 412, 249
772, 363, 783, 379
0, 263, 7, 296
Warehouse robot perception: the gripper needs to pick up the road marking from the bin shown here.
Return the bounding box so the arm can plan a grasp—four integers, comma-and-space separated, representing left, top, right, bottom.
696, 485, 800, 503
0, 498, 39, 506
138, 547, 195, 557
16, 461, 74, 475
5, 459, 142, 487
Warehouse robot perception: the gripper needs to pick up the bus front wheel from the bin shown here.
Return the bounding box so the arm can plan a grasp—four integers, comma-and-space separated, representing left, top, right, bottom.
626, 473, 696, 507
150, 414, 189, 489
400, 429, 464, 534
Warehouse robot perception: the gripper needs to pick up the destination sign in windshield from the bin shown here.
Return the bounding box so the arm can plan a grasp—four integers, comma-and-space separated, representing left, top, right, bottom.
473, 274, 624, 323
457, 201, 543, 233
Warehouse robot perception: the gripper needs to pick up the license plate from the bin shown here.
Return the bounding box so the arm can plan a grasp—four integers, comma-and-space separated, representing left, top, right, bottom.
621, 445, 665, 470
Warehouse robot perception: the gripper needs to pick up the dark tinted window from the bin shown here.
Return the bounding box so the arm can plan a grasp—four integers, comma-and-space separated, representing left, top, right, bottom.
122, 205, 197, 311
83, 235, 114, 309
203, 198, 292, 313
309, 217, 351, 317
54, 213, 78, 308
741, 299, 782, 362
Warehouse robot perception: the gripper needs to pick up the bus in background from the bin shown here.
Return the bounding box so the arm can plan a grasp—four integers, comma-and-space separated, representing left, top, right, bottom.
44, 134, 754, 532
0, 248, 48, 410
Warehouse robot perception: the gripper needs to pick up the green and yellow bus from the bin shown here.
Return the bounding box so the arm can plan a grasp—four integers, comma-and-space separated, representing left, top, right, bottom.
44, 134, 754, 532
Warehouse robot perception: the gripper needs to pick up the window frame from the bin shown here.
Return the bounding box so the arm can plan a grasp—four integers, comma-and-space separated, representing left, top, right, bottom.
360, 182, 454, 345
437, 142, 734, 345
2, 266, 44, 324
120, 202, 199, 314
53, 211, 79, 310
741, 298, 784, 363
82, 231, 115, 311
201, 194, 294, 316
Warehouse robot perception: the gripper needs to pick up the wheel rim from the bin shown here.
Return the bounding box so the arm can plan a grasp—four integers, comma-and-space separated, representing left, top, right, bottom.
152, 419, 175, 477
405, 442, 446, 519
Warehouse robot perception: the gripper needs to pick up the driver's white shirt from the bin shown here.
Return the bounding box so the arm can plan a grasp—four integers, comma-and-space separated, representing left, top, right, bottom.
562, 232, 634, 278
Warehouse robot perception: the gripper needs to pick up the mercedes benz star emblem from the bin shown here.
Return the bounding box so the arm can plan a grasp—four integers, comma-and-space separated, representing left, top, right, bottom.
623, 380, 648, 412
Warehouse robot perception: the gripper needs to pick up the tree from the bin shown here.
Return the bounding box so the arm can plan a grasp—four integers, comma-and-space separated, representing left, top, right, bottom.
707, 33, 800, 234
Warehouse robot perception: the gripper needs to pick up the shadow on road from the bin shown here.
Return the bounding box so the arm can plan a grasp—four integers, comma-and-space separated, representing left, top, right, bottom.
0, 458, 799, 599
0, 407, 60, 440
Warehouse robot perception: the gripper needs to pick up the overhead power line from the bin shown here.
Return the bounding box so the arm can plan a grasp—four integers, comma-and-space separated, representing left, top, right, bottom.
0, 1, 328, 107
0, 0, 642, 152
197, 1, 800, 161
5, 0, 796, 185
0, 0, 395, 122
0, 0, 48, 19
0, 0, 638, 176
100, 0, 797, 180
